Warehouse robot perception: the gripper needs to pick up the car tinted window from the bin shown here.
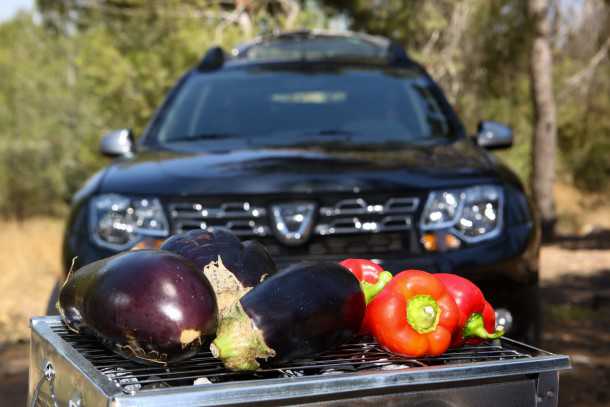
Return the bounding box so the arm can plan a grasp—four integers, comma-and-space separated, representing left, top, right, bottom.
153, 67, 453, 147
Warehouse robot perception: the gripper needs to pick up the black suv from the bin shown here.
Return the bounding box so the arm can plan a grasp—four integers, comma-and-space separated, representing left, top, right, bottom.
60, 31, 540, 341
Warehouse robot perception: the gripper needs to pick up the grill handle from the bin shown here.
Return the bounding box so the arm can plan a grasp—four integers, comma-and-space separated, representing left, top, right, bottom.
30, 361, 59, 407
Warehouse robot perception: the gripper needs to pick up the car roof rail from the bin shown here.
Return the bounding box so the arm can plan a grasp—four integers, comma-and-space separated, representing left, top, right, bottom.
233, 31, 412, 67
198, 46, 225, 71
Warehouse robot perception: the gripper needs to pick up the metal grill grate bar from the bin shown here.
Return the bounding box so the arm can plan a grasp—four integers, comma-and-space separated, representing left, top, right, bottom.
48, 322, 537, 395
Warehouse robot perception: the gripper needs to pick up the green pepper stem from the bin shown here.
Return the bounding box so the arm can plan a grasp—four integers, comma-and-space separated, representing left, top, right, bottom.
463, 313, 504, 340
406, 295, 440, 334
360, 271, 393, 304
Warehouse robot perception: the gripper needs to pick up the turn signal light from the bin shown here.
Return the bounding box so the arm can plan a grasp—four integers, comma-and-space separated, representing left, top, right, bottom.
131, 238, 164, 251
421, 232, 462, 252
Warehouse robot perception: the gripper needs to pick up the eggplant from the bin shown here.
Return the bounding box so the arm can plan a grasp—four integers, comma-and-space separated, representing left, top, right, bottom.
160, 228, 277, 314
211, 262, 365, 371
57, 250, 218, 365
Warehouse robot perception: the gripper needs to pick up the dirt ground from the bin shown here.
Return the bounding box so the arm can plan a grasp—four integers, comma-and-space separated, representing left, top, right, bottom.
2, 239, 609, 406
0, 218, 63, 344
537, 232, 610, 407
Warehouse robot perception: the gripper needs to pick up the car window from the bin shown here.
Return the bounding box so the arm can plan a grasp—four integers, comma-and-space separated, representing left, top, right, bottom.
153, 67, 453, 147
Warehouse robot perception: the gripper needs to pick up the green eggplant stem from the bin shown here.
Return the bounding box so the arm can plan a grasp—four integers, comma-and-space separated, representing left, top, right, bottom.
210, 301, 275, 371
360, 271, 393, 304
463, 313, 504, 340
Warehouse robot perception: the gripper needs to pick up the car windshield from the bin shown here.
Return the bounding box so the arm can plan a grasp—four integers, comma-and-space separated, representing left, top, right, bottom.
151, 66, 454, 148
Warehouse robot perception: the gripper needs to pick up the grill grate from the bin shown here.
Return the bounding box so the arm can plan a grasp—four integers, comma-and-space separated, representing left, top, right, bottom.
49, 322, 533, 396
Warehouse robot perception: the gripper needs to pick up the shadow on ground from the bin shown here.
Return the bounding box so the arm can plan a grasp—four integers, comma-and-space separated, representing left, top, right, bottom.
541, 266, 610, 407
554, 229, 610, 251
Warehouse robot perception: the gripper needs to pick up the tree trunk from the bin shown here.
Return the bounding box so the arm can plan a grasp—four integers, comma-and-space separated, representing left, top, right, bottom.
528, 0, 557, 239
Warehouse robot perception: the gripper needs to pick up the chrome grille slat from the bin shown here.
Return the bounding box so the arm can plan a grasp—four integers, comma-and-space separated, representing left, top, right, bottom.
384, 197, 419, 213
47, 322, 536, 396
170, 202, 267, 219
170, 196, 420, 237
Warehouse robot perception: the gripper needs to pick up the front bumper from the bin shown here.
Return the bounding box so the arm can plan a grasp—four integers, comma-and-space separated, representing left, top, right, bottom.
277, 222, 539, 284
65, 219, 537, 284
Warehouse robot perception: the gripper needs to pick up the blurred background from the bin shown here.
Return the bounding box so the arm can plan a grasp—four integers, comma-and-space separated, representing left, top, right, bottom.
0, 0, 609, 405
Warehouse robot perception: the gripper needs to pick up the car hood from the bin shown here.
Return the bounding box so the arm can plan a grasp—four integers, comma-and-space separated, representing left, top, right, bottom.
99, 139, 502, 196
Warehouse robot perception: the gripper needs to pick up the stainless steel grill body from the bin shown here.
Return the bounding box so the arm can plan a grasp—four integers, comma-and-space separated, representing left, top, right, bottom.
29, 316, 569, 407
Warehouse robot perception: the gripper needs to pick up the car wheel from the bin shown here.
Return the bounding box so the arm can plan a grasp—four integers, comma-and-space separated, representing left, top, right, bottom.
481, 281, 542, 346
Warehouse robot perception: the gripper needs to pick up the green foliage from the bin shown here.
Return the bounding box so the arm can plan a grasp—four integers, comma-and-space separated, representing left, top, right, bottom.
555, 16, 610, 191
0, 1, 329, 219
557, 67, 610, 191
325, 0, 610, 191
0, 0, 608, 219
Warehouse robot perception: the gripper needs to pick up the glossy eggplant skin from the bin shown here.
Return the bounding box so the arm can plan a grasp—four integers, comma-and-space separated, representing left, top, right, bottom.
241, 262, 365, 363
241, 240, 277, 285
160, 229, 277, 287
58, 250, 218, 365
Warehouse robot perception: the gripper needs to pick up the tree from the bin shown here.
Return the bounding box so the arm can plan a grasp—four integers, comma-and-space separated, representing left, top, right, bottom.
0, 2, 330, 219
528, 0, 557, 237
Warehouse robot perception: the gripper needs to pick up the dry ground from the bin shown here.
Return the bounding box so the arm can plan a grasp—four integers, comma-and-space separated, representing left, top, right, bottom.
540, 236, 610, 407
0, 218, 63, 344
1, 207, 609, 405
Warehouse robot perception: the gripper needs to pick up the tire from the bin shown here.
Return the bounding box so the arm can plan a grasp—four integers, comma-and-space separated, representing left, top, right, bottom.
481, 280, 542, 346
505, 283, 542, 345
45, 280, 61, 315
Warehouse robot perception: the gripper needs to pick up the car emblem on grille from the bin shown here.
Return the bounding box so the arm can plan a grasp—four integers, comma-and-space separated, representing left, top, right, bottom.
270, 202, 317, 245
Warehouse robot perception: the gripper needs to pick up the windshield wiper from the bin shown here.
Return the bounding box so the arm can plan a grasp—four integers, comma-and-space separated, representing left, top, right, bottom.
253, 129, 356, 148
169, 132, 242, 142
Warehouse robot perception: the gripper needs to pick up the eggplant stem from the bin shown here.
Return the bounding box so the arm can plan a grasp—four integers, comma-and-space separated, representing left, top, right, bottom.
203, 256, 249, 317
211, 301, 275, 371
63, 256, 78, 283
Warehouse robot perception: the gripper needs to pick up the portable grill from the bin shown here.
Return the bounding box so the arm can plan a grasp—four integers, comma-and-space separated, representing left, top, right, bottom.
29, 316, 570, 406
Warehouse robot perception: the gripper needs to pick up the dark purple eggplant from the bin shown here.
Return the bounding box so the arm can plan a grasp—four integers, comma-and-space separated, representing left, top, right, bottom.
57, 250, 218, 365
160, 228, 277, 314
211, 262, 365, 371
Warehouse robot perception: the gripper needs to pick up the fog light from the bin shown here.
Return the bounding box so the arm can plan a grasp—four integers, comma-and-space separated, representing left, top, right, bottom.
421, 233, 438, 251
444, 233, 462, 250
131, 238, 164, 251
495, 308, 513, 333
421, 232, 462, 251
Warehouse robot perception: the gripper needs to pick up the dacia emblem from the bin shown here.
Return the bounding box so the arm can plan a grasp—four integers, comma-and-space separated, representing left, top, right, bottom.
270, 202, 317, 245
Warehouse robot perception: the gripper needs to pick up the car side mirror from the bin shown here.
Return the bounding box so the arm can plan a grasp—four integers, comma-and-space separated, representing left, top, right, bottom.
100, 129, 135, 158
475, 121, 513, 150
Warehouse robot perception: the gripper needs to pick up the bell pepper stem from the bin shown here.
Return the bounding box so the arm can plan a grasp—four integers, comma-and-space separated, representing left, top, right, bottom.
463, 313, 504, 340
406, 295, 440, 334
360, 271, 393, 304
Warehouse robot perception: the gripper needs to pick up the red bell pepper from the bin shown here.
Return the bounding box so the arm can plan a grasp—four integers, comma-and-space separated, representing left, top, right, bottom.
365, 270, 459, 357
436, 273, 503, 347
340, 259, 393, 304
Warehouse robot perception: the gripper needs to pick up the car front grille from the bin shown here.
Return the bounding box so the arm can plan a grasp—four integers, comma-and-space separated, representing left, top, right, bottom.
169, 201, 270, 237
169, 195, 420, 239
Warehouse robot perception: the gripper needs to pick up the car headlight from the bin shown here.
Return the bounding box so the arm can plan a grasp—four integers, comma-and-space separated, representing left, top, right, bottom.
89, 194, 169, 250
420, 185, 503, 243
